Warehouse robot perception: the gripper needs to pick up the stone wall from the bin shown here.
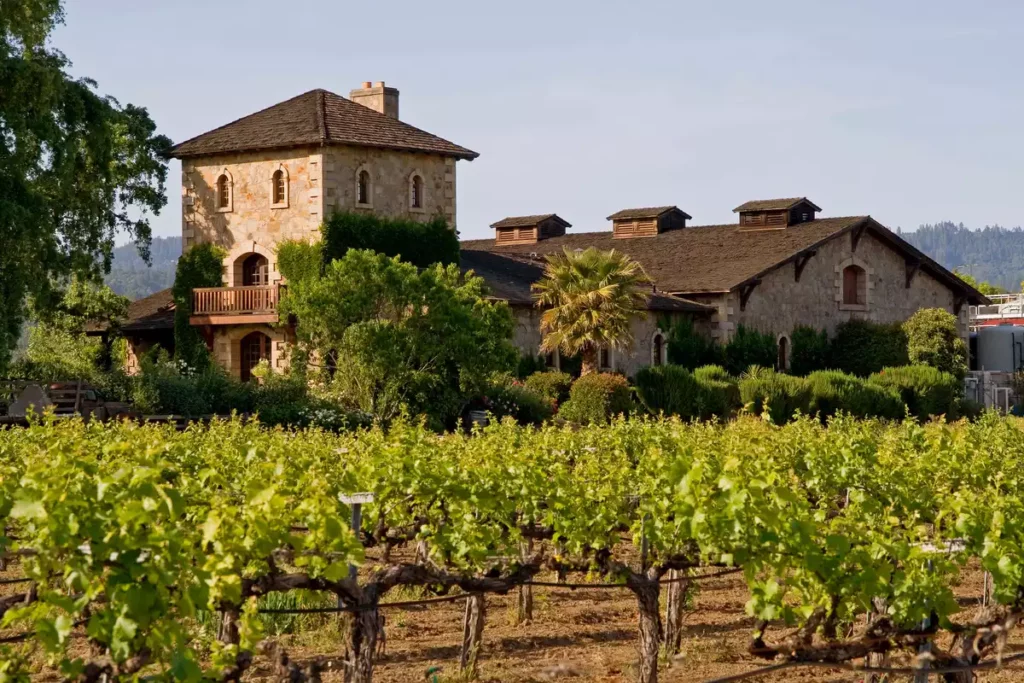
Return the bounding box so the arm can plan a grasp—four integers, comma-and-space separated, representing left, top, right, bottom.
210, 323, 294, 379
720, 229, 967, 343
321, 146, 455, 228
510, 306, 712, 377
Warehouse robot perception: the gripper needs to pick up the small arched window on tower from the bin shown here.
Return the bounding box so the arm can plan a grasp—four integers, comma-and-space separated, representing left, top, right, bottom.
842, 265, 866, 306
272, 169, 286, 206
411, 174, 423, 209
216, 173, 231, 211
357, 169, 371, 206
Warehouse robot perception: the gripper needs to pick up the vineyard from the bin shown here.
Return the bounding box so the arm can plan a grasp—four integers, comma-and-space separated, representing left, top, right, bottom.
3, 415, 1024, 682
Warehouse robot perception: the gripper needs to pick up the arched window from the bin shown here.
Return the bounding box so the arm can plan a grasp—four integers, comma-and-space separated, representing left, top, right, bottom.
216, 173, 231, 210
272, 169, 286, 205
777, 336, 789, 371
652, 332, 665, 366
410, 174, 423, 209
242, 253, 269, 286
240, 331, 272, 383
843, 265, 866, 306
357, 169, 371, 205
599, 348, 613, 371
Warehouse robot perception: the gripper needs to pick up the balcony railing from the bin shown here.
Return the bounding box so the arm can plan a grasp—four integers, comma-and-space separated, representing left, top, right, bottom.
192, 285, 282, 317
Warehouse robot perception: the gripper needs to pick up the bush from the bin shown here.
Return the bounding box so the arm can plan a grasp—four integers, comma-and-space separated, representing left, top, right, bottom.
635, 365, 702, 420
693, 365, 741, 419
790, 326, 829, 376
903, 308, 968, 379
805, 370, 904, 421
321, 212, 459, 269
725, 326, 778, 376
665, 318, 724, 370
738, 367, 811, 424
829, 320, 908, 377
481, 382, 554, 426
172, 243, 226, 369
524, 371, 572, 405
515, 353, 548, 379
132, 348, 255, 417
868, 365, 961, 421
559, 373, 632, 425
277, 240, 323, 285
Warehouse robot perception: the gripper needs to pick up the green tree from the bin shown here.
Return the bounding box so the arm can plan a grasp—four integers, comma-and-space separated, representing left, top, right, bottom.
282, 249, 516, 428
954, 269, 1004, 296
902, 308, 968, 379
172, 244, 225, 369
0, 0, 170, 371
532, 247, 652, 375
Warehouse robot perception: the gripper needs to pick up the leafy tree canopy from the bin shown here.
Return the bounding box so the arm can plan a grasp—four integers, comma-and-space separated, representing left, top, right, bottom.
1, 0, 170, 370
282, 249, 516, 429
902, 308, 968, 379
953, 269, 1005, 296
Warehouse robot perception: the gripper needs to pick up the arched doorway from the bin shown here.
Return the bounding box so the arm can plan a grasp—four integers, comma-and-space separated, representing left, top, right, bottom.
242, 253, 269, 286
777, 336, 789, 372
240, 331, 272, 382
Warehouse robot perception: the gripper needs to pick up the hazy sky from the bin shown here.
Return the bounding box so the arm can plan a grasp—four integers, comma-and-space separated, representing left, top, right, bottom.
55, 0, 1024, 243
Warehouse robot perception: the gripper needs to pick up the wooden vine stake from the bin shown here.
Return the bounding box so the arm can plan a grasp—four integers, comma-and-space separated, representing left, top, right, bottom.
864, 597, 889, 683
460, 593, 486, 678
663, 569, 689, 655
517, 539, 533, 625
218, 606, 240, 645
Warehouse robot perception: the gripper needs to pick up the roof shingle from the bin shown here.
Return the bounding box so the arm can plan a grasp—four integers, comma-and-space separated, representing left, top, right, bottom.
607, 206, 691, 221
490, 214, 571, 229
168, 89, 478, 160
733, 197, 822, 213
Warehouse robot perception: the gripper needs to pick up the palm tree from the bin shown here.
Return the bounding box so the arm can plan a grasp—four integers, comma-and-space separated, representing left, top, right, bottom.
532, 247, 652, 375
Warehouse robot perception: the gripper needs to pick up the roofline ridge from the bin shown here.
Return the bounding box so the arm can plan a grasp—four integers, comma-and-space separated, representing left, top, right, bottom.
317, 90, 328, 144
168, 89, 325, 157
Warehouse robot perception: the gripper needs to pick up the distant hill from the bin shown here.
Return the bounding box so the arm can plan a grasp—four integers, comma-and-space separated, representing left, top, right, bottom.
105, 236, 181, 300
900, 222, 1024, 292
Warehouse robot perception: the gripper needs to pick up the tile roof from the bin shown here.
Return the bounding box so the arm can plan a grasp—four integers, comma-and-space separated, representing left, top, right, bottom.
462, 216, 988, 304
607, 206, 691, 220
168, 89, 478, 160
459, 250, 712, 313
490, 214, 571, 229
111, 288, 176, 334
733, 197, 822, 213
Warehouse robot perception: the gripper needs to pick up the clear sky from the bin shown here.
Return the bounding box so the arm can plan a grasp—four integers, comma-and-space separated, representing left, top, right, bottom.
55, 0, 1024, 243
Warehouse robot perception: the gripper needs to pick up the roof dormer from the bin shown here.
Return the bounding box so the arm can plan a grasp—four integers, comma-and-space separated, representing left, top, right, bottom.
491, 214, 571, 245
733, 197, 821, 229
607, 206, 691, 238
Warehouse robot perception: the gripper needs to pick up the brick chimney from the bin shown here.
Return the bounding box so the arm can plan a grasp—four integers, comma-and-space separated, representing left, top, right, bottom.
349, 81, 399, 119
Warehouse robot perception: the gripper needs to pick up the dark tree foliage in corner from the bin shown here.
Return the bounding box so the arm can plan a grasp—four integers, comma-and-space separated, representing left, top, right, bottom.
0, 0, 170, 370
172, 244, 225, 369
320, 212, 460, 268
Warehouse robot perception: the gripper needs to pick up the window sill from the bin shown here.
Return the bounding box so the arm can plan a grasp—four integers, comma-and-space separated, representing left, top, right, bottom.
216, 207, 233, 213
270, 202, 289, 210
355, 202, 374, 210
838, 303, 868, 312
409, 206, 426, 214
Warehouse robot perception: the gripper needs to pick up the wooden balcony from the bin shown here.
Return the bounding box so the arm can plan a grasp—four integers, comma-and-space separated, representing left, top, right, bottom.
190, 285, 283, 325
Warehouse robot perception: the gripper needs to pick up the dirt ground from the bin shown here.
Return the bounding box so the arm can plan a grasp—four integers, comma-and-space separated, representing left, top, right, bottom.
6, 560, 1024, 683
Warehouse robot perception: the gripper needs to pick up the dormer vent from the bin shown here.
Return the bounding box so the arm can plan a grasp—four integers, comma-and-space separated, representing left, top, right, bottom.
733, 197, 821, 229
491, 214, 571, 245
607, 206, 691, 238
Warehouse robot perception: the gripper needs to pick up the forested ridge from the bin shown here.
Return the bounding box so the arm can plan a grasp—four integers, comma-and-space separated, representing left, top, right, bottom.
104, 236, 181, 299
901, 221, 1024, 291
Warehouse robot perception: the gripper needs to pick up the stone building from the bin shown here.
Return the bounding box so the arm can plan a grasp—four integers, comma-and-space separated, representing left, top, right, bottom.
460, 198, 988, 373
160, 82, 477, 380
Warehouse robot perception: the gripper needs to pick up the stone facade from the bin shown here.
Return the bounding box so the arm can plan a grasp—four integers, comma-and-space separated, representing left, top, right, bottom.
208, 324, 295, 378
688, 229, 968, 356
510, 306, 711, 377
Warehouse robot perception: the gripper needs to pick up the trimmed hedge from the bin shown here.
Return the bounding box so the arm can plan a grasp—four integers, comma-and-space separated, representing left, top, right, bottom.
790, 326, 829, 376
805, 370, 904, 421
868, 365, 961, 421
321, 212, 459, 268
725, 326, 778, 376
829, 320, 909, 377
524, 371, 572, 405
903, 308, 968, 379
693, 365, 741, 418
559, 373, 632, 425
483, 382, 555, 426
635, 365, 702, 420
739, 368, 812, 425
665, 318, 724, 370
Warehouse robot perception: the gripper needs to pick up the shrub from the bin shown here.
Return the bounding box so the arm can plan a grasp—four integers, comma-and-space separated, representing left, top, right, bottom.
738, 367, 811, 424
559, 373, 632, 425
524, 371, 572, 405
903, 308, 968, 379
635, 365, 702, 420
805, 370, 904, 421
868, 365, 961, 421
132, 348, 255, 417
481, 382, 554, 426
665, 318, 724, 370
829, 320, 908, 377
790, 326, 830, 376
321, 212, 459, 268
277, 240, 323, 285
172, 243, 225, 369
515, 353, 548, 379
724, 326, 778, 376
693, 365, 741, 419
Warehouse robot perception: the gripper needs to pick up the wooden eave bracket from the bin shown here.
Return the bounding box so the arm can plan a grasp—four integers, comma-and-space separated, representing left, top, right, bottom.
794, 250, 817, 282
905, 259, 921, 288
738, 279, 761, 311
